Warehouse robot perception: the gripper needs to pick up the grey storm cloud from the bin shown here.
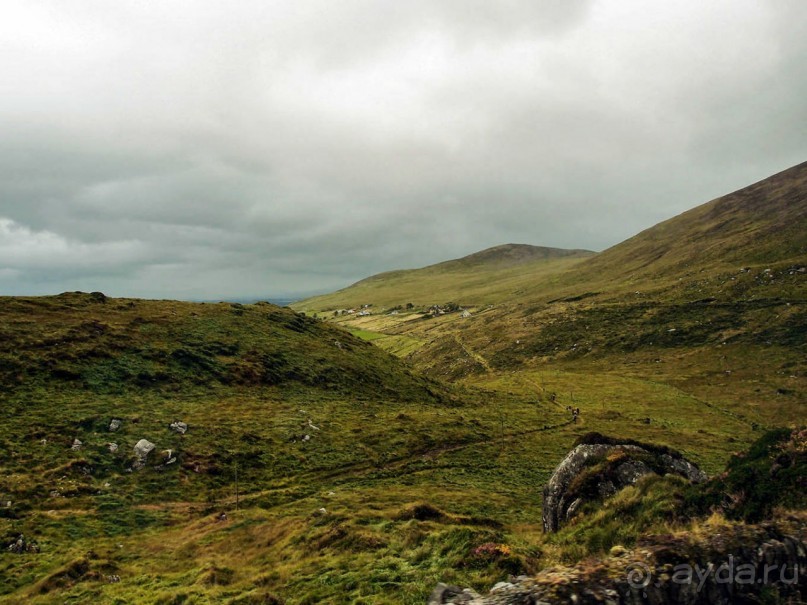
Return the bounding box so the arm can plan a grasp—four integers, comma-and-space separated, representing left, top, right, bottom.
1, 0, 805, 299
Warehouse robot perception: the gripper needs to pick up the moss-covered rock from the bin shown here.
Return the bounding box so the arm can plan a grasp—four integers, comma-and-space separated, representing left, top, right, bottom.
543, 432, 707, 532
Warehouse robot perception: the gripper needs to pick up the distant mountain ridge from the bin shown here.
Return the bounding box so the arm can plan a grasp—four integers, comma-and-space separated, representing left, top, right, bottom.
355, 243, 593, 284
296, 161, 807, 312
296, 244, 594, 310
424, 243, 593, 269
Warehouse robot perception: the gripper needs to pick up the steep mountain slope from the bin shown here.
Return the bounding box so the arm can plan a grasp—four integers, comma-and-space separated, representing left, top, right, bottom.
293, 244, 594, 311
475, 165, 806, 389
427, 244, 593, 270
560, 160, 807, 300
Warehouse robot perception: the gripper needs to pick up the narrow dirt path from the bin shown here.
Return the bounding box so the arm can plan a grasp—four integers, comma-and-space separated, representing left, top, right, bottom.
453, 334, 493, 373
198, 416, 578, 510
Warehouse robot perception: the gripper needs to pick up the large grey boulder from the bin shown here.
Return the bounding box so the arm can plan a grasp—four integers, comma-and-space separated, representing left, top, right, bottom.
133, 439, 156, 470
542, 433, 707, 532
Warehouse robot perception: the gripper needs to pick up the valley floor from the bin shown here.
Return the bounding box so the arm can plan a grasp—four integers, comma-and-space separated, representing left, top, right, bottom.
2, 353, 795, 603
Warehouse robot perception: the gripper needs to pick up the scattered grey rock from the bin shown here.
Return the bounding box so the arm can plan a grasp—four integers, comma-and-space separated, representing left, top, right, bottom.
107, 442, 118, 453
161, 449, 177, 465
302, 434, 311, 442
615, 460, 653, 485
565, 497, 583, 522
660, 453, 708, 483
428, 583, 481, 604
71, 438, 83, 451
169, 421, 188, 434
7, 534, 39, 554
430, 521, 807, 605
109, 418, 122, 432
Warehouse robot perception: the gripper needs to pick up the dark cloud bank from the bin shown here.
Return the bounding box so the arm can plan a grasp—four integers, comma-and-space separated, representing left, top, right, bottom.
1, 0, 805, 299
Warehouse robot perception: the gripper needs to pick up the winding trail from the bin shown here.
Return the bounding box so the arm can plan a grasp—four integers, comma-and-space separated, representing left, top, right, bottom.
452, 334, 493, 373
131, 414, 579, 514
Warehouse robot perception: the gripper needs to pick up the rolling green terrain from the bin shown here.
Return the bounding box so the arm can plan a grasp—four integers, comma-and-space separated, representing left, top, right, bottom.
1, 163, 805, 604
1, 294, 764, 604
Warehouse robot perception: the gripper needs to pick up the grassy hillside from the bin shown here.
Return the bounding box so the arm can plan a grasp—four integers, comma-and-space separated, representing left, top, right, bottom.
0, 292, 438, 402
550, 160, 807, 303
293, 244, 594, 312
0, 292, 779, 604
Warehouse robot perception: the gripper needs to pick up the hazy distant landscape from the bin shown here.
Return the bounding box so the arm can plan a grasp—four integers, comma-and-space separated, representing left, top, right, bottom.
1, 2, 805, 604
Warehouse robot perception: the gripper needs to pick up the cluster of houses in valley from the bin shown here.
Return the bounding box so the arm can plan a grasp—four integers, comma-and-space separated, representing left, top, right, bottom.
332, 304, 373, 317
426, 302, 473, 317
331, 302, 473, 319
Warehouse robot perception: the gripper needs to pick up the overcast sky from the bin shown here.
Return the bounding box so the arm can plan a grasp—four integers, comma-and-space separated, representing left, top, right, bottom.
1, 1, 805, 300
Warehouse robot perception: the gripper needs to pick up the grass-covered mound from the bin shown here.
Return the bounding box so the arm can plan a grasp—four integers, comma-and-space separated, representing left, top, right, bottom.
686, 427, 807, 523
0, 292, 440, 401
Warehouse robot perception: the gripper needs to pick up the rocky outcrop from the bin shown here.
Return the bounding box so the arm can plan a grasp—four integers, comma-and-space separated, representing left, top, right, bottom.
428, 583, 481, 604
543, 433, 707, 532
429, 516, 806, 604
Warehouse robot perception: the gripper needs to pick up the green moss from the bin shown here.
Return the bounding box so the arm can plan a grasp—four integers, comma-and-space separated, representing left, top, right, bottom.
686, 427, 807, 522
